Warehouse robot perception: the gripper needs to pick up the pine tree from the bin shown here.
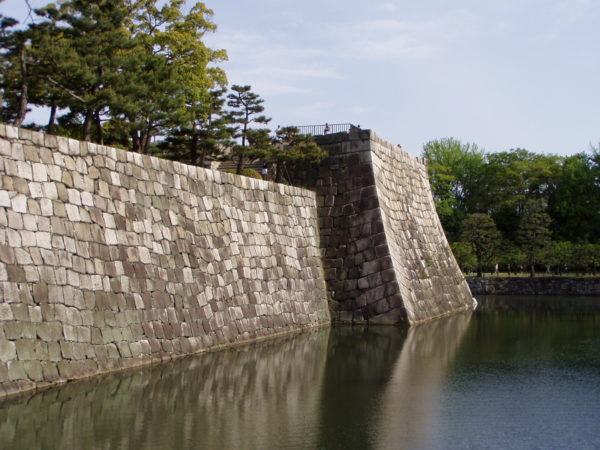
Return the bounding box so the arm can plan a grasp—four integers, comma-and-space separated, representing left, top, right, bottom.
461, 213, 501, 277
113, 0, 227, 153
0, 14, 25, 124
158, 89, 234, 167
4, 0, 227, 150
226, 85, 270, 174
517, 199, 552, 277
268, 126, 327, 183
32, 0, 135, 142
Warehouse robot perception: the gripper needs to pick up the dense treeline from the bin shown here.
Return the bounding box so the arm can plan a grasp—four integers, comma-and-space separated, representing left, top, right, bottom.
0, 0, 325, 179
422, 137, 600, 277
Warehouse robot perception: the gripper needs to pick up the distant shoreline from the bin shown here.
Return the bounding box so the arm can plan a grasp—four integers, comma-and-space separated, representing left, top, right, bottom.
467, 276, 600, 296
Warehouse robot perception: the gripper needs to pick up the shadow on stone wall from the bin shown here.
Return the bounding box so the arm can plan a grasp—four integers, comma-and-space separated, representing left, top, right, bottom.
294, 129, 474, 324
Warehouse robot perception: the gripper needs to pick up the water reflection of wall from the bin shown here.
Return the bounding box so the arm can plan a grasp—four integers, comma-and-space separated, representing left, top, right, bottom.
0, 316, 475, 449
0, 328, 330, 450
374, 312, 473, 450
316, 326, 410, 449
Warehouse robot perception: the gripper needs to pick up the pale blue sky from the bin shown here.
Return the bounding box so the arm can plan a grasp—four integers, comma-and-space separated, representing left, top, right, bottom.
2, 0, 599, 156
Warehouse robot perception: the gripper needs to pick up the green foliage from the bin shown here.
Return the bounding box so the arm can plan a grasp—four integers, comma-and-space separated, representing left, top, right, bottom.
517, 199, 552, 277
30, 0, 139, 141
267, 126, 327, 182
0, 13, 24, 124
422, 137, 485, 240
461, 213, 501, 277
451, 241, 476, 273
569, 243, 600, 275
540, 241, 573, 274
497, 241, 526, 274
422, 138, 600, 276
548, 153, 600, 243
157, 88, 233, 167
1, 0, 227, 151
226, 84, 270, 174
224, 168, 262, 179
482, 149, 561, 239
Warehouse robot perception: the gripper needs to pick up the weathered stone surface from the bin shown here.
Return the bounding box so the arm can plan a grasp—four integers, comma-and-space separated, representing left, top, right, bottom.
295, 129, 475, 324
0, 125, 330, 398
0, 339, 16, 360
0, 125, 474, 397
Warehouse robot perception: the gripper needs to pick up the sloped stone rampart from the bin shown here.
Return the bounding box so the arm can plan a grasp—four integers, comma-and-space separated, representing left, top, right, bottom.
297, 129, 474, 324
0, 125, 329, 398
370, 134, 475, 322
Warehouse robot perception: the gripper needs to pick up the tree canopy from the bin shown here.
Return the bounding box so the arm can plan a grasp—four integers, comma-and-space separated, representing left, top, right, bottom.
422, 137, 485, 239
1, 0, 227, 151
423, 138, 600, 276
0, 1, 325, 179
461, 213, 501, 277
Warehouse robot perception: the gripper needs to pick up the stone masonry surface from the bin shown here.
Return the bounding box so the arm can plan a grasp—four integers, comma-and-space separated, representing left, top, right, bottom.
0, 125, 329, 398
371, 133, 475, 323
295, 129, 475, 324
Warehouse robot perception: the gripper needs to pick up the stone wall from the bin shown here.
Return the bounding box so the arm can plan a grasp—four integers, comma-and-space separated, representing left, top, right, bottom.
0, 125, 329, 398
468, 276, 600, 296
294, 129, 474, 324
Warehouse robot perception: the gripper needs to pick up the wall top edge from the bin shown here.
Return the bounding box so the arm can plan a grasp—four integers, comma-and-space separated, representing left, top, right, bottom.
0, 123, 318, 199
313, 127, 427, 167
367, 130, 428, 167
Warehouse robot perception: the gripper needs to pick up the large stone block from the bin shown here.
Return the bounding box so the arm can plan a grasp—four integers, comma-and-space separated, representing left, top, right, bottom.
0, 339, 16, 360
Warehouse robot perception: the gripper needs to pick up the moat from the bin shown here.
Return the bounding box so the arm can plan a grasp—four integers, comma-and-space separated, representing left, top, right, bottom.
1, 295, 599, 449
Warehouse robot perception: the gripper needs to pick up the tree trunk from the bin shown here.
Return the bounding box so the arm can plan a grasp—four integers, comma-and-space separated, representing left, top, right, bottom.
94, 110, 103, 145
476, 254, 483, 278
529, 264, 535, 278
191, 124, 200, 166
131, 131, 141, 153
237, 121, 247, 174
47, 103, 57, 134
236, 153, 244, 174
142, 131, 151, 155
83, 109, 93, 141
14, 44, 28, 127
275, 160, 283, 183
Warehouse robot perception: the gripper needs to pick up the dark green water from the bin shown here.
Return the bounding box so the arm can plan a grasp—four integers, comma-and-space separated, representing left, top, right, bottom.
1, 296, 599, 449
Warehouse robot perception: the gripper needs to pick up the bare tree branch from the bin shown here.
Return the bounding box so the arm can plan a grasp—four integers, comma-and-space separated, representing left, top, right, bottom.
24, 0, 35, 23
44, 76, 87, 103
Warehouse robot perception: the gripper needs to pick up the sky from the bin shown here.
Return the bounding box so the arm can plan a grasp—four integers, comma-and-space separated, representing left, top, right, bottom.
1, 0, 599, 157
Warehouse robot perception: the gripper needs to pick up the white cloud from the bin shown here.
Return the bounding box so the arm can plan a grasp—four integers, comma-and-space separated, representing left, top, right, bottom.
245, 66, 340, 81
206, 30, 339, 96
328, 17, 464, 61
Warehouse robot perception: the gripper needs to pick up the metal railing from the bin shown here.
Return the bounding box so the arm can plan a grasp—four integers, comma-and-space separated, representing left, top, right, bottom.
294, 123, 358, 136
